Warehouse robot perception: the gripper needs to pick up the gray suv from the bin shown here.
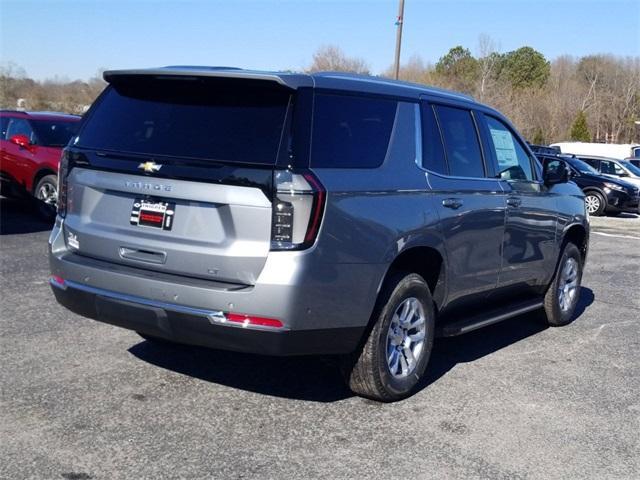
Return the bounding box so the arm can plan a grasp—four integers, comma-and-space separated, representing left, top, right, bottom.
50, 67, 589, 401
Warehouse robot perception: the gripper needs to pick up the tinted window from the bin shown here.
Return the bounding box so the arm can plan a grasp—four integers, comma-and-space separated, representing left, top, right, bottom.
78, 79, 291, 164
311, 93, 397, 168
434, 105, 484, 178
566, 158, 598, 174
6, 118, 34, 142
485, 116, 534, 181
599, 159, 625, 176
0, 117, 9, 139
420, 103, 447, 174
31, 120, 79, 147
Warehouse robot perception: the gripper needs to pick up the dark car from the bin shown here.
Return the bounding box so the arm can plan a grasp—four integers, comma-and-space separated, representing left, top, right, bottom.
528, 143, 561, 156
537, 153, 639, 216
0, 110, 81, 218
50, 67, 589, 401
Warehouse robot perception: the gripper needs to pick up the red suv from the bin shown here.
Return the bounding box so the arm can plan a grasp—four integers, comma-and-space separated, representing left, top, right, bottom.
1, 110, 81, 218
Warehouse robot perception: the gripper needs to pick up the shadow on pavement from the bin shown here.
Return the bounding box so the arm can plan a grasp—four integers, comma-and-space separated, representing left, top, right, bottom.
0, 196, 53, 235
129, 340, 353, 402
130, 287, 595, 403
420, 286, 595, 392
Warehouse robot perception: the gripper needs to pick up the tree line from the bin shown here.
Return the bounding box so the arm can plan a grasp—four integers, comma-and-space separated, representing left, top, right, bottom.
2, 39, 639, 144
310, 40, 639, 145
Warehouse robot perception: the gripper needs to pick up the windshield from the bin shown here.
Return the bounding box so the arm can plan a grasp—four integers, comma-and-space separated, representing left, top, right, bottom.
31, 120, 79, 147
77, 78, 291, 165
620, 160, 640, 176
567, 158, 598, 174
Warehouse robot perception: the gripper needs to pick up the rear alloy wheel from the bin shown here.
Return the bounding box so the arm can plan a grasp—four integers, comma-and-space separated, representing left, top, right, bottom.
342, 273, 435, 402
544, 243, 583, 326
584, 192, 605, 216
34, 174, 58, 220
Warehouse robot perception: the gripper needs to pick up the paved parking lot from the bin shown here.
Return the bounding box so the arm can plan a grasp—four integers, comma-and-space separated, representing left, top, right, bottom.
1, 196, 639, 480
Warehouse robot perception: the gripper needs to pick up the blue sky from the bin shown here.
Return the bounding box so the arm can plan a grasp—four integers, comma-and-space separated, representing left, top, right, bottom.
1, 0, 638, 80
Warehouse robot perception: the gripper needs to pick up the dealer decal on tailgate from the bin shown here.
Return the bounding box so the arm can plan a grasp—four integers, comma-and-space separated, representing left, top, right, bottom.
130, 198, 175, 231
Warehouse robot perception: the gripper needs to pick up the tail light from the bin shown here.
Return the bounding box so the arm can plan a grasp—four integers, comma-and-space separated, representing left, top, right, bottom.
57, 149, 70, 218
271, 170, 325, 250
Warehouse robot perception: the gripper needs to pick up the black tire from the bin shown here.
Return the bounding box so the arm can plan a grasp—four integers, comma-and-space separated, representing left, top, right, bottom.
584, 191, 606, 216
342, 273, 435, 402
33, 174, 58, 221
544, 243, 583, 327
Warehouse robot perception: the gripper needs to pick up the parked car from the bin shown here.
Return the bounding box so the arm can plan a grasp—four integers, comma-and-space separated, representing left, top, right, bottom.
576, 155, 640, 190
528, 143, 560, 156
537, 153, 639, 216
50, 67, 589, 401
0, 110, 81, 218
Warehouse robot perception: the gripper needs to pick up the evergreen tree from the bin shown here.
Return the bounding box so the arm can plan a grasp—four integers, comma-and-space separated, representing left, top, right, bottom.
569, 111, 591, 142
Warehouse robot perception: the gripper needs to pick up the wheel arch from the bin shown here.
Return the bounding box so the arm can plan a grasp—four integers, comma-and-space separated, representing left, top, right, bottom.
377, 245, 446, 311
562, 223, 589, 263
31, 168, 57, 195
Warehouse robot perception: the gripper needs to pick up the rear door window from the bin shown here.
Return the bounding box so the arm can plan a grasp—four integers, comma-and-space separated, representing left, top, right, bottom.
433, 105, 485, 178
6, 118, 35, 143
310, 93, 397, 168
78, 78, 291, 165
598, 159, 625, 176
420, 103, 447, 174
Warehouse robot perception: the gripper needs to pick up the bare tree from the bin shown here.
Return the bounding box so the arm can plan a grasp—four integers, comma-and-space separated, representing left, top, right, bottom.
476, 34, 500, 101
307, 45, 370, 74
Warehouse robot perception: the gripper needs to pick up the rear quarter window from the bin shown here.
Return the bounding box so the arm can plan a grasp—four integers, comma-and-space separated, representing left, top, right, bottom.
310, 93, 397, 168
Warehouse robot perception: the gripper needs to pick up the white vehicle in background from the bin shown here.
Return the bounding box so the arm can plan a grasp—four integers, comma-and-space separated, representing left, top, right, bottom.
550, 142, 640, 160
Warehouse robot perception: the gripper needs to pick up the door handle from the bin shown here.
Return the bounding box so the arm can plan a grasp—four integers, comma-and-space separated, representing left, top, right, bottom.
442, 198, 463, 209
506, 197, 522, 208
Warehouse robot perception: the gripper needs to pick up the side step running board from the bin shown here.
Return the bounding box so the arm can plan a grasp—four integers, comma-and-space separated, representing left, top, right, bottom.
437, 299, 544, 337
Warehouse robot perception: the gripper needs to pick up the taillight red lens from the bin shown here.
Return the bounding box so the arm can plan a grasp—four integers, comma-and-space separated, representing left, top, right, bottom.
51, 275, 66, 287
225, 313, 283, 328
271, 170, 326, 250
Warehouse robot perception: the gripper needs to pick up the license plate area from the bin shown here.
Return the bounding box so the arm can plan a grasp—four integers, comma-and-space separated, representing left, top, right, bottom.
130, 198, 175, 230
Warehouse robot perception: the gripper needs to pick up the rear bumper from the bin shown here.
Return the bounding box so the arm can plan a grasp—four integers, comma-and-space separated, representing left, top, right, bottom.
49, 218, 381, 356
50, 278, 364, 356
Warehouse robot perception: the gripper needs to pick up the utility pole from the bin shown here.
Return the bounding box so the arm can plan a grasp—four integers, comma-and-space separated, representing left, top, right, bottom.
393, 0, 405, 80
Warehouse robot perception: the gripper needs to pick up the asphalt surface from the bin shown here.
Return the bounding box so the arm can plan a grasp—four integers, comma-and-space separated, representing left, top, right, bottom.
1, 196, 639, 480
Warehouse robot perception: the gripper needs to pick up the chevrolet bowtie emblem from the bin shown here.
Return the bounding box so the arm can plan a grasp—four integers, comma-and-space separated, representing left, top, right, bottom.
138, 161, 162, 173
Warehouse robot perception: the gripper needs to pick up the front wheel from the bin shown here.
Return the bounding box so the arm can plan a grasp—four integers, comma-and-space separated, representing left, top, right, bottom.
544, 243, 583, 327
342, 273, 435, 402
33, 174, 58, 220
584, 192, 605, 216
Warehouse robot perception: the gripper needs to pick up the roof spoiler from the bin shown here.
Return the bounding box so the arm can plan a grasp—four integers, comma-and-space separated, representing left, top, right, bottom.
103, 67, 312, 90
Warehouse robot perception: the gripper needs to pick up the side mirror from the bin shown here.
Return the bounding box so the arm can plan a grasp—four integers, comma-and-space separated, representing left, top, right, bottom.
9, 134, 32, 149
543, 159, 569, 186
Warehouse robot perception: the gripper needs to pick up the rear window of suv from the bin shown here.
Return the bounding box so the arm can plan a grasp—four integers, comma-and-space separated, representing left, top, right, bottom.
311, 93, 397, 168
78, 78, 291, 165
